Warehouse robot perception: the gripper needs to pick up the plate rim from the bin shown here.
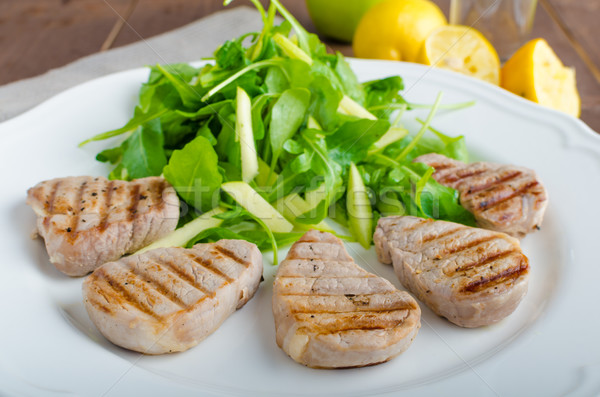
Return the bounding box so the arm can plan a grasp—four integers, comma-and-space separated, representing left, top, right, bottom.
1, 58, 599, 397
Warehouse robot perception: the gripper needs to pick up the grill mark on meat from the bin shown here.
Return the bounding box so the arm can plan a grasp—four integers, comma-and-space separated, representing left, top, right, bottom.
28, 176, 181, 277
46, 180, 62, 214
375, 216, 530, 327
86, 297, 114, 315
465, 170, 522, 195
186, 253, 234, 283
160, 259, 216, 298
414, 154, 548, 238
99, 180, 115, 231
297, 235, 325, 243
436, 168, 486, 184
292, 308, 412, 314
279, 293, 385, 297
284, 292, 418, 313
127, 183, 141, 240
127, 184, 141, 221
66, 182, 88, 241
403, 218, 432, 233
83, 241, 262, 354
156, 179, 168, 209
478, 181, 539, 211
419, 226, 466, 245
277, 275, 376, 279
295, 310, 410, 333
445, 250, 516, 275
461, 260, 529, 293
428, 163, 453, 171
94, 270, 162, 320
312, 325, 401, 333
273, 230, 421, 367
148, 179, 166, 239
121, 261, 187, 308
436, 235, 497, 256
213, 245, 251, 267
309, 323, 410, 334
290, 300, 416, 314
313, 329, 404, 342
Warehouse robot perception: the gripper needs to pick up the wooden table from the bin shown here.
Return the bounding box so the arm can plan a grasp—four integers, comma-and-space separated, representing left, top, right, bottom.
2, 0, 598, 132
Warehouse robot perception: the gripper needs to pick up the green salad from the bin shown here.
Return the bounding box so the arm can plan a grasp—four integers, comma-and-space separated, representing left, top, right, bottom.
81, 0, 476, 263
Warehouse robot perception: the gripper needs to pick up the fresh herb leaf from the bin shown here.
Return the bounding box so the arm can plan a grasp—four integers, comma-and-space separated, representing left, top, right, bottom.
163, 135, 222, 211
269, 87, 310, 167
326, 119, 390, 169
96, 147, 122, 164
122, 119, 166, 179
215, 40, 248, 70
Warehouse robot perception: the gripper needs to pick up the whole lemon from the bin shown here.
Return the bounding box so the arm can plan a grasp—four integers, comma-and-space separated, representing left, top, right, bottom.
353, 0, 447, 63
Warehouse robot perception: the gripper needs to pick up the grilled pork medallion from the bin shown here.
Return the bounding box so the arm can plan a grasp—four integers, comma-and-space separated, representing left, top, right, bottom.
374, 216, 529, 328
83, 240, 263, 354
273, 230, 421, 368
413, 153, 548, 238
26, 176, 179, 276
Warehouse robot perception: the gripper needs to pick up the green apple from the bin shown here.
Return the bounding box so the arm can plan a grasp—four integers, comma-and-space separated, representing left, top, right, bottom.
305, 0, 388, 43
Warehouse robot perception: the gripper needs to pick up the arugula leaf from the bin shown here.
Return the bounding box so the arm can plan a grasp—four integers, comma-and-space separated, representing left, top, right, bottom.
96, 147, 122, 164
214, 105, 240, 169
307, 74, 342, 131
155, 64, 202, 108
163, 135, 222, 211
100, 118, 166, 181
118, 118, 167, 180
363, 76, 406, 119
333, 52, 365, 104
215, 40, 248, 70
269, 87, 310, 167
251, 94, 273, 141
160, 112, 196, 148
270, 0, 312, 55
414, 119, 469, 162
264, 66, 289, 93
196, 119, 217, 145
295, 130, 342, 223
409, 162, 476, 225
326, 119, 390, 168
175, 99, 232, 119
280, 59, 312, 89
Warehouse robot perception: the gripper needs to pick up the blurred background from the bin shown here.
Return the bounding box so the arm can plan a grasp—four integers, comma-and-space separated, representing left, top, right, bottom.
1, 0, 598, 130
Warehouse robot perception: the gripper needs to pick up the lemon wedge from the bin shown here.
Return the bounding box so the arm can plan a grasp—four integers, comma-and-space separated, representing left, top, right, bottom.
420, 25, 500, 85
501, 38, 580, 117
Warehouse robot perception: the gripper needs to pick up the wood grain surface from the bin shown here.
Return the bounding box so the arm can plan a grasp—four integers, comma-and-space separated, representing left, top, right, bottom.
1, 0, 598, 131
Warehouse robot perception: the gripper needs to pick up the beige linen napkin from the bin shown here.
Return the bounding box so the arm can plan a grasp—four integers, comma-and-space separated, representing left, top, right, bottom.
0, 7, 265, 122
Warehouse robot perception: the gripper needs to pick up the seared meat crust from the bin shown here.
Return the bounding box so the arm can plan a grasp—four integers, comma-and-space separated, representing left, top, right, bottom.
414, 153, 548, 238
27, 176, 179, 276
374, 216, 529, 327
83, 240, 263, 354
273, 230, 421, 368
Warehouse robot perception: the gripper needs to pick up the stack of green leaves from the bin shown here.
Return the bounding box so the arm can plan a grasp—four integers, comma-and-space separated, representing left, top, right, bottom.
81, 0, 476, 262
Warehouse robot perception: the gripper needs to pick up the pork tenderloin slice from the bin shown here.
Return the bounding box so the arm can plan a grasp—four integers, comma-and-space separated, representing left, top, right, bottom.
413, 153, 548, 238
273, 230, 421, 369
26, 176, 179, 276
82, 239, 263, 354
374, 216, 529, 328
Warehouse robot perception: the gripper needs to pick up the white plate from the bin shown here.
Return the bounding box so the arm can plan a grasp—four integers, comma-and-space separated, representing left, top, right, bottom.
1, 59, 599, 397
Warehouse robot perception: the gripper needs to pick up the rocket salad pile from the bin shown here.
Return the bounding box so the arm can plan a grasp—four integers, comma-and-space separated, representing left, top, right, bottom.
81, 0, 476, 263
